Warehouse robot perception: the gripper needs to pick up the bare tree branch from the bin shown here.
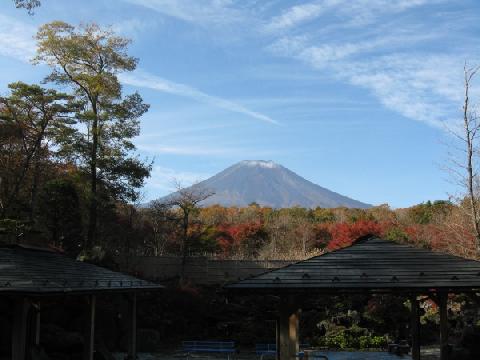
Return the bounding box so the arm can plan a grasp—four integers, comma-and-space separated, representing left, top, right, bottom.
446, 63, 480, 253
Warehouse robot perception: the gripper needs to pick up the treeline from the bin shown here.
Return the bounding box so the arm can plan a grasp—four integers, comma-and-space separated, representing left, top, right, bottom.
138, 199, 478, 261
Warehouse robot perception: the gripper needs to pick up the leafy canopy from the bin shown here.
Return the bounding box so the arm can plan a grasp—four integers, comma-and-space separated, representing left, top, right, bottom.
34, 21, 151, 203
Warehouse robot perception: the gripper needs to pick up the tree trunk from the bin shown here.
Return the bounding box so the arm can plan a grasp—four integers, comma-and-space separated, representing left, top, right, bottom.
463, 67, 480, 252
87, 103, 99, 251
29, 152, 42, 223
180, 210, 189, 281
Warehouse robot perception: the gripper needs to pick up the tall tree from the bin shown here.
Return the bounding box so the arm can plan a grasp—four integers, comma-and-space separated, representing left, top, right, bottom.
462, 65, 480, 252
0, 82, 72, 219
34, 22, 151, 251
446, 64, 480, 253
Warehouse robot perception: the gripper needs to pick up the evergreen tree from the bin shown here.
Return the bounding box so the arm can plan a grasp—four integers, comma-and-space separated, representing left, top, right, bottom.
34, 22, 151, 251
0, 82, 72, 219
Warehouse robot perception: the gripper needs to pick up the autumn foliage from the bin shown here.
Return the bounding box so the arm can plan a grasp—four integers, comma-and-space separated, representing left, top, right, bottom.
216, 221, 267, 257
322, 220, 388, 250
137, 200, 479, 261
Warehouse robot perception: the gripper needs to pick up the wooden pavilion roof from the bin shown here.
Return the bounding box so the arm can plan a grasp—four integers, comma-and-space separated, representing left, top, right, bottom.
0, 244, 163, 295
226, 236, 480, 293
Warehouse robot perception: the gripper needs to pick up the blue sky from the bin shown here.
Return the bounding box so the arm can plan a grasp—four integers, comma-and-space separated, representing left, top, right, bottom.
1, 0, 480, 208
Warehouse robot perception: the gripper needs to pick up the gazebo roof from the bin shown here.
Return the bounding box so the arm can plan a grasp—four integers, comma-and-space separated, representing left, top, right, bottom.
226, 236, 480, 293
0, 245, 163, 295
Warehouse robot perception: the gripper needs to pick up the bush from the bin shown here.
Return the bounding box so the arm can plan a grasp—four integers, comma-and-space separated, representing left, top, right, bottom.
358, 335, 388, 349
320, 332, 348, 349
316, 330, 387, 350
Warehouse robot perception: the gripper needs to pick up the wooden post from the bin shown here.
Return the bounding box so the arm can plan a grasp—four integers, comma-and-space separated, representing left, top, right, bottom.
34, 302, 41, 346
275, 319, 280, 360
12, 297, 30, 360
83, 295, 96, 360
410, 295, 421, 360
278, 297, 300, 360
439, 293, 449, 360
127, 293, 137, 360
289, 310, 300, 357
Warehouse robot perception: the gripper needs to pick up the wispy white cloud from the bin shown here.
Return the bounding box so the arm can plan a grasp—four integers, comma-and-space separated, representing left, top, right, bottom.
266, 35, 309, 56
263, 1, 339, 33
341, 54, 464, 127
337, 0, 445, 27
137, 144, 232, 156
0, 14, 36, 62
276, 46, 464, 127
263, 0, 441, 34
296, 47, 467, 127
262, 0, 474, 128
147, 165, 209, 192
123, 0, 244, 26
240, 96, 373, 112
137, 142, 280, 157
120, 71, 279, 124
111, 17, 162, 37
270, 30, 439, 64
137, 124, 232, 139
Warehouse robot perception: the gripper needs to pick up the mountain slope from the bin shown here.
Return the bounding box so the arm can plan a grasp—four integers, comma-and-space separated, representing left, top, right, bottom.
161, 160, 371, 208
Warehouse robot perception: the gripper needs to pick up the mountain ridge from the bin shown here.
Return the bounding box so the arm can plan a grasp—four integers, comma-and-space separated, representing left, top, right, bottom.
160, 160, 371, 209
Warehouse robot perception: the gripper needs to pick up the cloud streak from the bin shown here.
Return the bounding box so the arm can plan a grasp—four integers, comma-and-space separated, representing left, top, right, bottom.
263, 0, 441, 34
123, 0, 245, 26
341, 54, 464, 127
146, 165, 209, 192
263, 0, 340, 33
137, 144, 232, 156
120, 71, 279, 125
136, 142, 280, 157
0, 14, 36, 62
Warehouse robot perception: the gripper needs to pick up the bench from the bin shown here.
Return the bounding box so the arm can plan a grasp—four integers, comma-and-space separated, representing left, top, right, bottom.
182, 341, 236, 360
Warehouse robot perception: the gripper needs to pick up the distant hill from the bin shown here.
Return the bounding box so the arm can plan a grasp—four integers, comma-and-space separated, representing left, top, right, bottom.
158, 160, 371, 209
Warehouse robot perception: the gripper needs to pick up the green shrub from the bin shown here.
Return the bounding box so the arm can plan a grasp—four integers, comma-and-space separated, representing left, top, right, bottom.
359, 335, 388, 349
323, 332, 349, 349
316, 330, 387, 350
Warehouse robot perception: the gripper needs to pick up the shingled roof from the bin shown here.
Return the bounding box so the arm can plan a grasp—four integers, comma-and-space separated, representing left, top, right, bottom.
0, 245, 163, 295
226, 236, 480, 293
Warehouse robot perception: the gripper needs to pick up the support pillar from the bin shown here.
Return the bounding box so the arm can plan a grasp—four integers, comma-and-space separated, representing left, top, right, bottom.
12, 297, 30, 360
83, 295, 96, 360
127, 293, 137, 360
278, 297, 300, 360
275, 319, 280, 360
34, 302, 41, 346
439, 293, 449, 360
410, 295, 421, 360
